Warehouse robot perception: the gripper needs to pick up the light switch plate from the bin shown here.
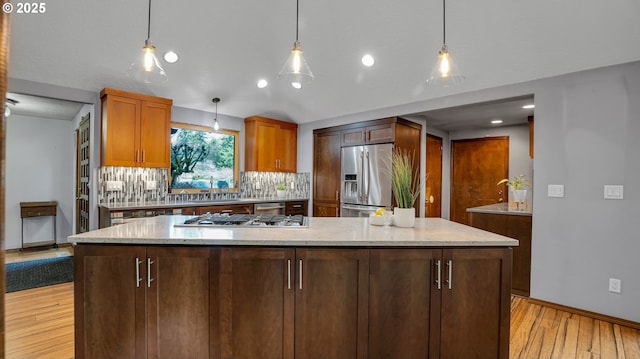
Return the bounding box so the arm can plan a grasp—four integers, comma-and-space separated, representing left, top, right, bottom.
145, 181, 157, 190
106, 181, 122, 191
604, 185, 624, 199
548, 184, 564, 198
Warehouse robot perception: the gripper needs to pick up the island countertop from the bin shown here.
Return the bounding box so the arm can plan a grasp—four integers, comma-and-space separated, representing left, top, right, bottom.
466, 203, 532, 216
68, 215, 518, 247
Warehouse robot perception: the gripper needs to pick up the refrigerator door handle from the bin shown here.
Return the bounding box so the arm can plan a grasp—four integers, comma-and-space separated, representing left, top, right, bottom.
365, 151, 371, 201
359, 150, 365, 202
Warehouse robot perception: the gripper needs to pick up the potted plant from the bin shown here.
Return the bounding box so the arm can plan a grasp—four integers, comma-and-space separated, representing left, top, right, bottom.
497, 174, 530, 204
389, 149, 421, 227
276, 183, 286, 198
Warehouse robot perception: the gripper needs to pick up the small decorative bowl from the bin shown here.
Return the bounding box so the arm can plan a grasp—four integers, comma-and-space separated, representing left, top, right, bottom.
369, 213, 385, 226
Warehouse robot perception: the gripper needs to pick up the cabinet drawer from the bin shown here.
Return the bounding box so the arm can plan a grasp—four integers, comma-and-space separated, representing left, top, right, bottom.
285, 201, 308, 216
21, 206, 56, 217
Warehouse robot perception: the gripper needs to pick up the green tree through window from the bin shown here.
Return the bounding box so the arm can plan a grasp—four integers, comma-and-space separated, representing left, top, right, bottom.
170, 123, 238, 191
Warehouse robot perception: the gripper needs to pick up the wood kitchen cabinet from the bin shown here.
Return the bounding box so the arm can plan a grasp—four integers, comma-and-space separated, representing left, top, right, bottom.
468, 211, 532, 296
369, 248, 512, 359
313, 117, 421, 217
285, 200, 308, 216
218, 248, 369, 359
101, 88, 172, 168
244, 116, 297, 172
74, 244, 217, 359
312, 129, 341, 217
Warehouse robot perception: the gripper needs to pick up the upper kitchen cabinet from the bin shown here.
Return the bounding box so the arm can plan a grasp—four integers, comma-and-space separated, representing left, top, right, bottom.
101, 88, 172, 168
341, 122, 395, 146
244, 116, 297, 172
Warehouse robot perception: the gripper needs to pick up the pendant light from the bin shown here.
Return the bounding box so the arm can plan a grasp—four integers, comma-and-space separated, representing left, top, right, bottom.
130, 0, 167, 84
426, 0, 464, 86
278, 0, 314, 88
212, 98, 220, 131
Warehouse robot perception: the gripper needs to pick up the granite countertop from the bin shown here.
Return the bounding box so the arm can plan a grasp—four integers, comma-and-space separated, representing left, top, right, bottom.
466, 203, 532, 216
99, 197, 310, 211
68, 216, 518, 247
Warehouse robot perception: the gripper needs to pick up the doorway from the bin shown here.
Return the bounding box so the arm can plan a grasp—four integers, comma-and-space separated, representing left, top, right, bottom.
425, 134, 443, 217
450, 136, 509, 224
76, 113, 90, 233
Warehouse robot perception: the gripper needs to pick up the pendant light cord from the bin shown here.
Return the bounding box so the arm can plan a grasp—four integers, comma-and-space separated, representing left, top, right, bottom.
295, 0, 299, 42
147, 0, 152, 40
442, 0, 446, 45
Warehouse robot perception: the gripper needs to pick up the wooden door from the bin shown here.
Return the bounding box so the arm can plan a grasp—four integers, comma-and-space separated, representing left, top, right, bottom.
75, 113, 90, 233
294, 249, 369, 359
450, 137, 509, 224
278, 123, 298, 172
366, 123, 394, 144
74, 245, 147, 359
440, 248, 512, 359
219, 248, 295, 359
102, 95, 140, 166
425, 134, 443, 218
146, 246, 215, 359
140, 101, 171, 168
369, 249, 441, 359
255, 120, 278, 171
313, 130, 341, 216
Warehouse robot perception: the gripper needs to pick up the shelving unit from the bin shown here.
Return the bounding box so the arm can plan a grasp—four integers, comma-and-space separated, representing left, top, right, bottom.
20, 201, 58, 250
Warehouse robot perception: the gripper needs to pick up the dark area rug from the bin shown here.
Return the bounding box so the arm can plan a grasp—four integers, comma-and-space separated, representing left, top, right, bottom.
5, 256, 74, 293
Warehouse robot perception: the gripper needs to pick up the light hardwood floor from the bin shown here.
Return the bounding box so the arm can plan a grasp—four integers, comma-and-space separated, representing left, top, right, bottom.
4, 247, 640, 359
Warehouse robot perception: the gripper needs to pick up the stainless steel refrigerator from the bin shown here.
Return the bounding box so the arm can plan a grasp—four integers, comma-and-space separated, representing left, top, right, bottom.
340, 143, 393, 217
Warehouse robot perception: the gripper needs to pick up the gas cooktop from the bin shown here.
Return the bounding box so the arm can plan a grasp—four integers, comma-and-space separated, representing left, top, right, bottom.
175, 213, 308, 228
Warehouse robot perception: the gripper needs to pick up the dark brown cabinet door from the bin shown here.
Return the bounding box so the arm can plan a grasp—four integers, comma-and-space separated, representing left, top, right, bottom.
218, 248, 295, 359
146, 247, 216, 359
294, 249, 369, 359
440, 248, 512, 359
369, 249, 441, 359
285, 200, 308, 216
313, 130, 341, 216
74, 245, 147, 359
75, 245, 216, 359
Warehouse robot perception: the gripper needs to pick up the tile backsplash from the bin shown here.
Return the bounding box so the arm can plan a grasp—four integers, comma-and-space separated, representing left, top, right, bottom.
240, 171, 310, 198
98, 167, 310, 205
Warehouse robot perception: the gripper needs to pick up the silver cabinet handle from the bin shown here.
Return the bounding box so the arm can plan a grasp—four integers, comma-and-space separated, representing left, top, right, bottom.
136, 258, 142, 288
435, 260, 441, 290
446, 260, 452, 290
335, 190, 339, 201
299, 259, 303, 290
147, 258, 154, 287
142, 149, 146, 163
287, 259, 291, 290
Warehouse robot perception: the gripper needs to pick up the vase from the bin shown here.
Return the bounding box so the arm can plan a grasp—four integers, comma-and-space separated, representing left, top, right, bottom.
393, 207, 415, 228
511, 189, 527, 203
276, 189, 286, 198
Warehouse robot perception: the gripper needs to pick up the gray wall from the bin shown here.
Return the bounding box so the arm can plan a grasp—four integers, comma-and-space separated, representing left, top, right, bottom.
299, 60, 640, 322
5, 114, 75, 249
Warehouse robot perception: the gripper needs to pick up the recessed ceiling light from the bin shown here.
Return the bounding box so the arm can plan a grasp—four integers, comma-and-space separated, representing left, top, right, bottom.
163, 51, 179, 63
491, 119, 503, 124
362, 54, 375, 67
257, 79, 268, 88
291, 82, 302, 89
522, 104, 535, 109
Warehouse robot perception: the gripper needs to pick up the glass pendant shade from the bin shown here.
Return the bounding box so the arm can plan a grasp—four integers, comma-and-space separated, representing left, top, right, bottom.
213, 118, 220, 131
278, 41, 314, 85
129, 39, 167, 84
212, 97, 221, 131
426, 44, 464, 86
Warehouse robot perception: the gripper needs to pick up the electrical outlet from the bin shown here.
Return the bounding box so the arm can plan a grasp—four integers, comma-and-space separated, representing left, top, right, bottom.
145, 181, 157, 190
548, 184, 565, 198
106, 181, 122, 191
608, 278, 621, 293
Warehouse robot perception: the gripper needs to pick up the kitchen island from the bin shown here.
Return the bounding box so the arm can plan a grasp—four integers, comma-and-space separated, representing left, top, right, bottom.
70, 216, 517, 359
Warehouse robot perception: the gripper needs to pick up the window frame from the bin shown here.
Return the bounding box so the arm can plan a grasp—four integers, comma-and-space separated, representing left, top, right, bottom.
169, 121, 240, 193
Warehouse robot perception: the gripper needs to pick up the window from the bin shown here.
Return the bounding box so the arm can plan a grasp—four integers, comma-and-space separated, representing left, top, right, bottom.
170, 122, 239, 192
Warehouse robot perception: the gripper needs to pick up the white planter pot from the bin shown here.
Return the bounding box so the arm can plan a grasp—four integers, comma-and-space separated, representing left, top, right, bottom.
276, 190, 286, 198
511, 189, 527, 203
393, 207, 415, 228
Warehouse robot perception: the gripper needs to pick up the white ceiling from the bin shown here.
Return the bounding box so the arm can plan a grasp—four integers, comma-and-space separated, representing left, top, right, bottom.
5, 92, 86, 121
7, 0, 640, 126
